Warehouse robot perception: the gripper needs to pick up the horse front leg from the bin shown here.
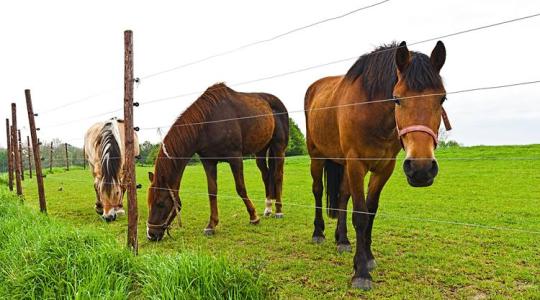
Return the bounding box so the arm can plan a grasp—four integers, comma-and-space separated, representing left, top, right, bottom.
202, 160, 219, 235
345, 160, 372, 290
229, 158, 260, 225
365, 161, 395, 271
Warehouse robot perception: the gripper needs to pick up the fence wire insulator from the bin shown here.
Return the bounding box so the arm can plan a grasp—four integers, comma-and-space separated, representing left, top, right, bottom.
135, 155, 141, 159
38, 142, 42, 146
36, 128, 40, 131
136, 184, 142, 189
34, 113, 38, 117
133, 102, 139, 107
40, 157, 45, 161
134, 126, 139, 132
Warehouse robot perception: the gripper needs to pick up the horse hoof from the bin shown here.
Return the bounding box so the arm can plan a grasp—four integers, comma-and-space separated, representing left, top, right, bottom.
337, 243, 352, 253
351, 277, 372, 291
312, 236, 325, 244
367, 259, 377, 271
203, 228, 215, 236
263, 208, 272, 217
250, 217, 260, 225
274, 213, 284, 219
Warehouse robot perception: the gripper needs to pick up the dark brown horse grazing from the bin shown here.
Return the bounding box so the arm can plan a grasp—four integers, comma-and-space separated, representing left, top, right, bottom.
146, 83, 289, 241
305, 41, 448, 290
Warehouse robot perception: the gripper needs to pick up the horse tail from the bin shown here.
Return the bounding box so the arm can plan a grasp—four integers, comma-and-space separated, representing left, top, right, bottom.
99, 120, 122, 196
324, 160, 344, 219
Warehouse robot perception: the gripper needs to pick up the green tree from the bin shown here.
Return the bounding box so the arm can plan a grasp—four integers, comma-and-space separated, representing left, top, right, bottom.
286, 118, 307, 156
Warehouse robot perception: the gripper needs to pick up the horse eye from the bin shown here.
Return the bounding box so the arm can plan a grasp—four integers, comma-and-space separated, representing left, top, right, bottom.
441, 96, 447, 104
393, 97, 400, 105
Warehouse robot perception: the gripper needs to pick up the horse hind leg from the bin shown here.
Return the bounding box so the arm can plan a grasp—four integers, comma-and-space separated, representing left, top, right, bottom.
229, 158, 260, 225
311, 158, 325, 243
336, 176, 352, 253
255, 150, 273, 217
269, 144, 285, 218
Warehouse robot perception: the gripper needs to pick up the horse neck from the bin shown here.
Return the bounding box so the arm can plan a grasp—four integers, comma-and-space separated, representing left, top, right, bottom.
154, 127, 199, 189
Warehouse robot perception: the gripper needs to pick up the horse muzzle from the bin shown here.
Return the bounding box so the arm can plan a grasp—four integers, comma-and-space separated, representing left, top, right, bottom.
147, 226, 165, 242
403, 158, 438, 187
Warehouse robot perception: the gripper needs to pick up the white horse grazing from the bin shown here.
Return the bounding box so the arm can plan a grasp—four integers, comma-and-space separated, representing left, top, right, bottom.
84, 118, 139, 222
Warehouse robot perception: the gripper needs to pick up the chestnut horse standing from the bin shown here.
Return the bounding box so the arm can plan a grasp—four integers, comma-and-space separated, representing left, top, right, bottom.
305, 41, 448, 290
146, 83, 289, 241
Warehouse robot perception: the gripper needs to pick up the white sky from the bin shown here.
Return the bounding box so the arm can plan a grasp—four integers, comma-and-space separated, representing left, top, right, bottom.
1, 0, 539, 148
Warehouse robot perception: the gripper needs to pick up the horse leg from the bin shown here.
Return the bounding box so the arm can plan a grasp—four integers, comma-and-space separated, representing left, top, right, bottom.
336, 175, 352, 253
93, 182, 103, 215
365, 161, 395, 271
310, 159, 325, 243
255, 150, 272, 217
202, 160, 219, 235
229, 158, 260, 224
345, 160, 372, 290
270, 145, 285, 218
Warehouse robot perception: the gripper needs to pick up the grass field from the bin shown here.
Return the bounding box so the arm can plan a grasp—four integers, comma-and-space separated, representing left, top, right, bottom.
16, 144, 540, 299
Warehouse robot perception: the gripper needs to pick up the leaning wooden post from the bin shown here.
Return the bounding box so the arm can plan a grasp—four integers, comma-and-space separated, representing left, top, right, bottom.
11, 103, 23, 196
49, 142, 53, 172
18, 130, 24, 181
25, 90, 47, 213
64, 143, 69, 171
124, 30, 138, 254
27, 136, 33, 179
5, 119, 14, 191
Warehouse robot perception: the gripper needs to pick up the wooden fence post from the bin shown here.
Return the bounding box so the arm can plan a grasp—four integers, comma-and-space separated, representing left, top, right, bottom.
124, 30, 138, 254
49, 142, 53, 172
82, 147, 86, 170
27, 136, 33, 179
5, 119, 14, 191
18, 130, 24, 181
11, 103, 23, 196
64, 143, 69, 171
25, 90, 47, 213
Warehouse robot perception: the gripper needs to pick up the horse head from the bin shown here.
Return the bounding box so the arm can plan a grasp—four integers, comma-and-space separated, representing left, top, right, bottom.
393, 41, 448, 187
146, 171, 181, 241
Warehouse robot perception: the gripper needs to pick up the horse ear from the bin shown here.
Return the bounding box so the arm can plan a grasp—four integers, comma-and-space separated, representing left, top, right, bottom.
395, 41, 410, 73
148, 172, 154, 182
430, 41, 446, 72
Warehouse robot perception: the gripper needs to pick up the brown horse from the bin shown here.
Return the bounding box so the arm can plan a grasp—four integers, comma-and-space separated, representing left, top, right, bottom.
146, 83, 289, 241
305, 41, 448, 290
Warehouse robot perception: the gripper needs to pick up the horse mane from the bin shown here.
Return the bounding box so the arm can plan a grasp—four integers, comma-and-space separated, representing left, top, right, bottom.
97, 120, 122, 196
344, 42, 443, 100
157, 83, 232, 177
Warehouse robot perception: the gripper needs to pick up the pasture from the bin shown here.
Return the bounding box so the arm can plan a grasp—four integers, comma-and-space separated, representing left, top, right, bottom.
18, 144, 540, 299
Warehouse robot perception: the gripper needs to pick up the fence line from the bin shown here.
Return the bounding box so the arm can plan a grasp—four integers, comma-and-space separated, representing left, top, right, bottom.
39, 175, 540, 235
26, 10, 540, 125
140, 80, 540, 131
138, 12, 540, 106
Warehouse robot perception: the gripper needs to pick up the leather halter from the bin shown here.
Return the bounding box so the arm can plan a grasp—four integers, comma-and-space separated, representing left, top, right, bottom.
396, 107, 452, 149
146, 187, 182, 237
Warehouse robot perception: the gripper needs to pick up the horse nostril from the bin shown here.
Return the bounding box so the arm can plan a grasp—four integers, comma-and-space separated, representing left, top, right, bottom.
403, 159, 413, 176
430, 159, 439, 177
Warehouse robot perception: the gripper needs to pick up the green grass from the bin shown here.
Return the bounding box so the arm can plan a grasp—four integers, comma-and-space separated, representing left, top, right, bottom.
0, 189, 272, 299
13, 145, 540, 299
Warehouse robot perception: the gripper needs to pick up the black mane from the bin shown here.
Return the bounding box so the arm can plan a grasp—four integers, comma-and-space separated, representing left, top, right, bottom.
345, 42, 443, 100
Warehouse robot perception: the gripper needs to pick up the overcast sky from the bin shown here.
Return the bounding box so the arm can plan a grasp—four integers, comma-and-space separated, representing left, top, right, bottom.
1, 0, 539, 149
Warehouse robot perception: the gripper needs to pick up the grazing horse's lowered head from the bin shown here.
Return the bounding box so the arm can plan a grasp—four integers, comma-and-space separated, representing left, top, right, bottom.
392, 41, 447, 187
84, 118, 139, 222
